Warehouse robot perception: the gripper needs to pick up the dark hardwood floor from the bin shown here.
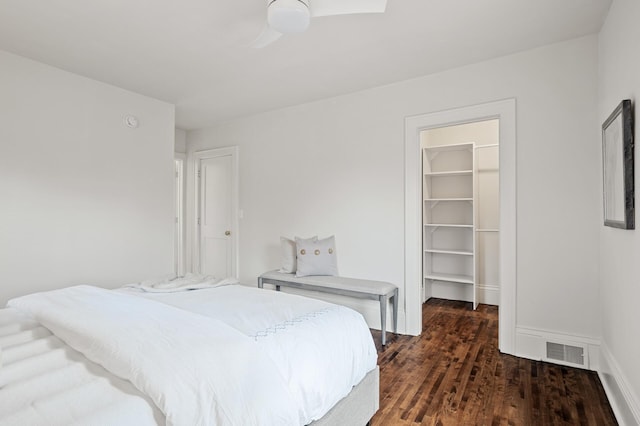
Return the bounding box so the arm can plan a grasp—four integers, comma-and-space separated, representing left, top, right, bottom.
369, 299, 617, 425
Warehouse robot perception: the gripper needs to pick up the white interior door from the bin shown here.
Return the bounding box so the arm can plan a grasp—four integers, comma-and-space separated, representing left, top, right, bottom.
197, 151, 237, 278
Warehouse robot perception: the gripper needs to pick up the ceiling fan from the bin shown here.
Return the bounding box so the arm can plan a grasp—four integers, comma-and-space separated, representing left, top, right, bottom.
251, 0, 387, 48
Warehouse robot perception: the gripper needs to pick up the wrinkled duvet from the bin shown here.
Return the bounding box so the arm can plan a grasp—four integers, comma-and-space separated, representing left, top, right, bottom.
2, 284, 377, 426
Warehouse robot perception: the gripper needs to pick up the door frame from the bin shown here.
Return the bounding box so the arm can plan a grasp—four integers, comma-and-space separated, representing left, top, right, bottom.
188, 146, 239, 279
174, 153, 186, 276
404, 98, 517, 355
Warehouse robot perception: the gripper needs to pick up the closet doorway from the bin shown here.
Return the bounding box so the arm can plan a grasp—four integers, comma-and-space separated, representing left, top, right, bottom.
421, 120, 500, 308
404, 99, 516, 355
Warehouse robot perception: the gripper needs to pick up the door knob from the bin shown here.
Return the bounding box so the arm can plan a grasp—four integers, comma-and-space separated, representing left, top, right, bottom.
225, 230, 231, 236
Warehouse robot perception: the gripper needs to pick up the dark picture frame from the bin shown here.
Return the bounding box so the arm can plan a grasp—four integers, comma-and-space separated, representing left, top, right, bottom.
602, 99, 634, 229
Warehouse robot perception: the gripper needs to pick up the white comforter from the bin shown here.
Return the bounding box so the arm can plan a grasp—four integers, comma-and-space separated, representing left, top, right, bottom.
5, 284, 378, 425
122, 285, 379, 422
8, 286, 303, 426
124, 273, 239, 293
0, 307, 163, 426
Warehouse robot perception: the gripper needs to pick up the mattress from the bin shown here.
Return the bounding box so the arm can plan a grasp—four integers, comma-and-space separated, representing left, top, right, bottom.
1, 283, 378, 425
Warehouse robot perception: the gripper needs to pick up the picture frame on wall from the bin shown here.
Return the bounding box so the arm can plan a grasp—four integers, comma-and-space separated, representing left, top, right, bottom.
602, 99, 634, 229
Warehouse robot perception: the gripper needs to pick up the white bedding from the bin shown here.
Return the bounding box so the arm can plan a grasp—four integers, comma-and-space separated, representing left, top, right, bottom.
2, 283, 377, 425
124, 273, 239, 293
8, 286, 302, 426
121, 285, 378, 422
0, 308, 163, 426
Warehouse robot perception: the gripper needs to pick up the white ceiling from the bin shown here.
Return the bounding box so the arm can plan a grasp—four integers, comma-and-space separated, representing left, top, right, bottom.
0, 0, 611, 129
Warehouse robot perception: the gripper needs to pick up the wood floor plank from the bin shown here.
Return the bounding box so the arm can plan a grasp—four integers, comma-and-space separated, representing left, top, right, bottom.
370, 299, 617, 425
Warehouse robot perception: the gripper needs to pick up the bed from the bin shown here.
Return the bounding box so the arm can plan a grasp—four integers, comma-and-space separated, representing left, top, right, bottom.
0, 280, 379, 425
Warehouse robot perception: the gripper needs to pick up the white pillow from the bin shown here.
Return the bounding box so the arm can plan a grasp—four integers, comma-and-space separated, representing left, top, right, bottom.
279, 236, 316, 273
295, 235, 338, 277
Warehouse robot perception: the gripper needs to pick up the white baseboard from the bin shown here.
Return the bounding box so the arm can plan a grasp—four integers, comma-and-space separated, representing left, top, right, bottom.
427, 282, 499, 306
430, 281, 473, 302
598, 343, 640, 426
476, 284, 499, 306
515, 326, 600, 371
358, 303, 409, 335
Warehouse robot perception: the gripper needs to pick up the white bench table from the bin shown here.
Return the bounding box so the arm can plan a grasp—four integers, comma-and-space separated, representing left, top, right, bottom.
258, 270, 398, 346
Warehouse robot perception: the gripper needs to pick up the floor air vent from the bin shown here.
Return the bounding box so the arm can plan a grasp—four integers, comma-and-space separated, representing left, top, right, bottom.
546, 342, 585, 366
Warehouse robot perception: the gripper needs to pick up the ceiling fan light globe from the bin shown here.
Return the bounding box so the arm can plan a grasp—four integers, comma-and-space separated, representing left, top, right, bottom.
268, 0, 310, 33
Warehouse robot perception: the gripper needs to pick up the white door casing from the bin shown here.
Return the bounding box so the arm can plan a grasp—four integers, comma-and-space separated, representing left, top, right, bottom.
404, 99, 516, 355
192, 147, 239, 279
174, 154, 185, 276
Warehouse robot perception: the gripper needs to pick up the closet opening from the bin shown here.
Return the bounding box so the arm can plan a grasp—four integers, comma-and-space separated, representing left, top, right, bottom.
404, 99, 515, 352
420, 119, 500, 309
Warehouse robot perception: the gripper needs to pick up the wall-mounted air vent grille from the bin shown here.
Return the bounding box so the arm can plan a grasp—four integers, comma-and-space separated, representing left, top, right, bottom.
546, 342, 585, 366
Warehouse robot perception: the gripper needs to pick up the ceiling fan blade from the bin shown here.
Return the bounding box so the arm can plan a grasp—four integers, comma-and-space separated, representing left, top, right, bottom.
250, 24, 283, 48
309, 0, 387, 18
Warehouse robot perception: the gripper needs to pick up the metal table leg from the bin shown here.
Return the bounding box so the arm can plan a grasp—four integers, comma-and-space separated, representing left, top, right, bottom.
380, 294, 388, 346
392, 288, 398, 334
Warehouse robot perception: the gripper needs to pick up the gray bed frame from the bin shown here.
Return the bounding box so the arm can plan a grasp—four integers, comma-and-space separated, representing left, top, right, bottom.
310, 366, 379, 426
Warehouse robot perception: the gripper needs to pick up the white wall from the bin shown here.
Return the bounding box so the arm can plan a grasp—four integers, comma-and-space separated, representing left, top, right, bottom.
175, 128, 187, 153
598, 0, 640, 423
187, 36, 601, 344
0, 51, 176, 304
